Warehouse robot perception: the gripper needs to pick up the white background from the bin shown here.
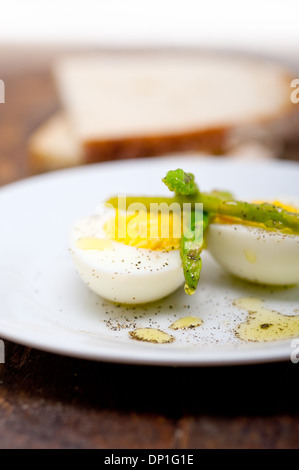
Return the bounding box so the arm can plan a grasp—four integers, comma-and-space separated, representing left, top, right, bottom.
0, 0, 298, 61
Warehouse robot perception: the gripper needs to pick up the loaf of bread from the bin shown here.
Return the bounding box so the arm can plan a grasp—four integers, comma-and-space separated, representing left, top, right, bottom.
28, 53, 297, 172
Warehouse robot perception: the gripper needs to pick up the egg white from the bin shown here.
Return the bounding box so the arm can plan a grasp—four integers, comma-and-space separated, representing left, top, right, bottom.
70, 207, 184, 304
206, 197, 299, 286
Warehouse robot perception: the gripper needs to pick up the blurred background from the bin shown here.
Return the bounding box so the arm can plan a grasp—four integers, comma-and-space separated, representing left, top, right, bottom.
0, 0, 298, 184
0, 0, 298, 60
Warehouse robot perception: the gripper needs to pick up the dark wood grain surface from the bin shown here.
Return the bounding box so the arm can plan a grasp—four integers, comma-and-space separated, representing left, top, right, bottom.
1, 46, 299, 450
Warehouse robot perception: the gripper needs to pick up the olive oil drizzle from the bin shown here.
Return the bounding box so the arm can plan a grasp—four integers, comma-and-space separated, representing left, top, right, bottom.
129, 316, 203, 343
234, 297, 299, 342
169, 316, 203, 330
129, 328, 174, 344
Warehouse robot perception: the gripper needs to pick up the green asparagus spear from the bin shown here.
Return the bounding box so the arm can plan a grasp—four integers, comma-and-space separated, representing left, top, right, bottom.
107, 166, 299, 235
164, 168, 299, 234
106, 193, 299, 235
163, 169, 211, 294
198, 194, 299, 234
106, 194, 299, 235
181, 211, 210, 295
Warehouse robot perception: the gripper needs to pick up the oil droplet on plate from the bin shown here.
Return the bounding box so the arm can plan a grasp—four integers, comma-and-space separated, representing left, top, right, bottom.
169, 316, 203, 330
234, 297, 299, 342
129, 327, 174, 344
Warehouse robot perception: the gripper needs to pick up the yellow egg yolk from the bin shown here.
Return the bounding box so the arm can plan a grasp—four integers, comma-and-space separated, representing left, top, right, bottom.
104, 210, 182, 251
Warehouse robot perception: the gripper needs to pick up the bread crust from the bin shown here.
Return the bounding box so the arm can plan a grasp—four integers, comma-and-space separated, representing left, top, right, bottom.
83, 126, 228, 163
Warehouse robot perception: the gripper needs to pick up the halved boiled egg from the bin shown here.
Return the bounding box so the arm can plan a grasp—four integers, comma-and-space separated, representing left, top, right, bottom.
70, 206, 184, 304
206, 198, 299, 286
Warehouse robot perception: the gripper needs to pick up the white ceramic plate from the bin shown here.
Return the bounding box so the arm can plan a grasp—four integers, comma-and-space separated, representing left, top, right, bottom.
0, 156, 299, 366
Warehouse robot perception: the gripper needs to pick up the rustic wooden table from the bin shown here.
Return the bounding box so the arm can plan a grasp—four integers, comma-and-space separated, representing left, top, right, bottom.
0, 47, 299, 450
